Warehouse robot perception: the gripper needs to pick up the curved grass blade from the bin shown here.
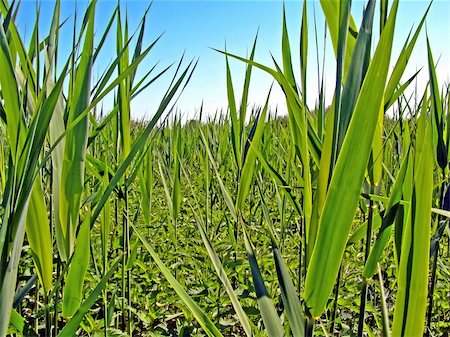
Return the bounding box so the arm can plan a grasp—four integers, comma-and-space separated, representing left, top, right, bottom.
258, 180, 305, 336
241, 225, 284, 337
62, 211, 91, 318
58, 256, 121, 337
188, 201, 253, 337
134, 227, 223, 337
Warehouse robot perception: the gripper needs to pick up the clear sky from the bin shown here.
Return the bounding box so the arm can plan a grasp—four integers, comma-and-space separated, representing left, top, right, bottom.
14, 0, 450, 121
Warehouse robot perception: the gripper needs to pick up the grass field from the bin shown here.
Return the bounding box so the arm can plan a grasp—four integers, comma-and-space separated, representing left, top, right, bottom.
0, 0, 449, 336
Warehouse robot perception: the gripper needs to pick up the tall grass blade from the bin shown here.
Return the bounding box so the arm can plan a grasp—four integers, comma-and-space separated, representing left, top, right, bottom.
392, 108, 433, 336
58, 1, 95, 260
304, 0, 398, 318
236, 88, 270, 211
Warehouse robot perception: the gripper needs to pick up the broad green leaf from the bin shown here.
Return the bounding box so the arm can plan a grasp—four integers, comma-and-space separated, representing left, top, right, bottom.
392, 109, 433, 336
59, 2, 94, 260
304, 0, 398, 318
25, 181, 52, 294
58, 257, 121, 337
320, 0, 358, 80
63, 211, 91, 318
339, 0, 375, 155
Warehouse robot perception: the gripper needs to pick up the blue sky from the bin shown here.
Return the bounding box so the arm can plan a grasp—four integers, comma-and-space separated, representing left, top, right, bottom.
15, 0, 450, 121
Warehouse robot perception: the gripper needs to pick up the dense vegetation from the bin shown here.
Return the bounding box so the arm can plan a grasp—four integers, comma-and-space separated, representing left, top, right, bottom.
0, 0, 449, 336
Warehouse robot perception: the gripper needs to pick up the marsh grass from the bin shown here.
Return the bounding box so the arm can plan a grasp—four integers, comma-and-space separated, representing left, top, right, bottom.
0, 0, 449, 336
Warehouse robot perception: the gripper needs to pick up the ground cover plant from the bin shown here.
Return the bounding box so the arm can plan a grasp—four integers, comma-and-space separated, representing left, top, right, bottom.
0, 0, 449, 336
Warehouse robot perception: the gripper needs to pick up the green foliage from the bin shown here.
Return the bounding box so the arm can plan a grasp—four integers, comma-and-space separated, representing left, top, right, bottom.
0, 1, 448, 337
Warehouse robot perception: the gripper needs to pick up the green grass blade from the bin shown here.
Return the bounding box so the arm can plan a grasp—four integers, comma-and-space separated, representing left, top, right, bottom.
258, 182, 305, 336
212, 48, 322, 165
200, 129, 237, 222
385, 69, 421, 110
320, 0, 357, 80
392, 108, 433, 336
226, 54, 241, 169
157, 158, 175, 243
331, 0, 351, 165
304, 0, 398, 318
25, 182, 53, 295
58, 256, 121, 337
0, 20, 23, 159
348, 212, 382, 245
0, 204, 28, 337
239, 32, 258, 132
101, 168, 110, 272
116, 5, 131, 158
189, 203, 253, 337
384, 3, 431, 107
236, 88, 270, 211
379, 0, 388, 33
59, 2, 95, 259
338, 0, 375, 153
300, 0, 308, 100
134, 227, 223, 337
427, 34, 446, 170
62, 211, 91, 318
241, 226, 284, 337
363, 148, 411, 278
171, 120, 181, 222
93, 5, 118, 63
281, 4, 297, 91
